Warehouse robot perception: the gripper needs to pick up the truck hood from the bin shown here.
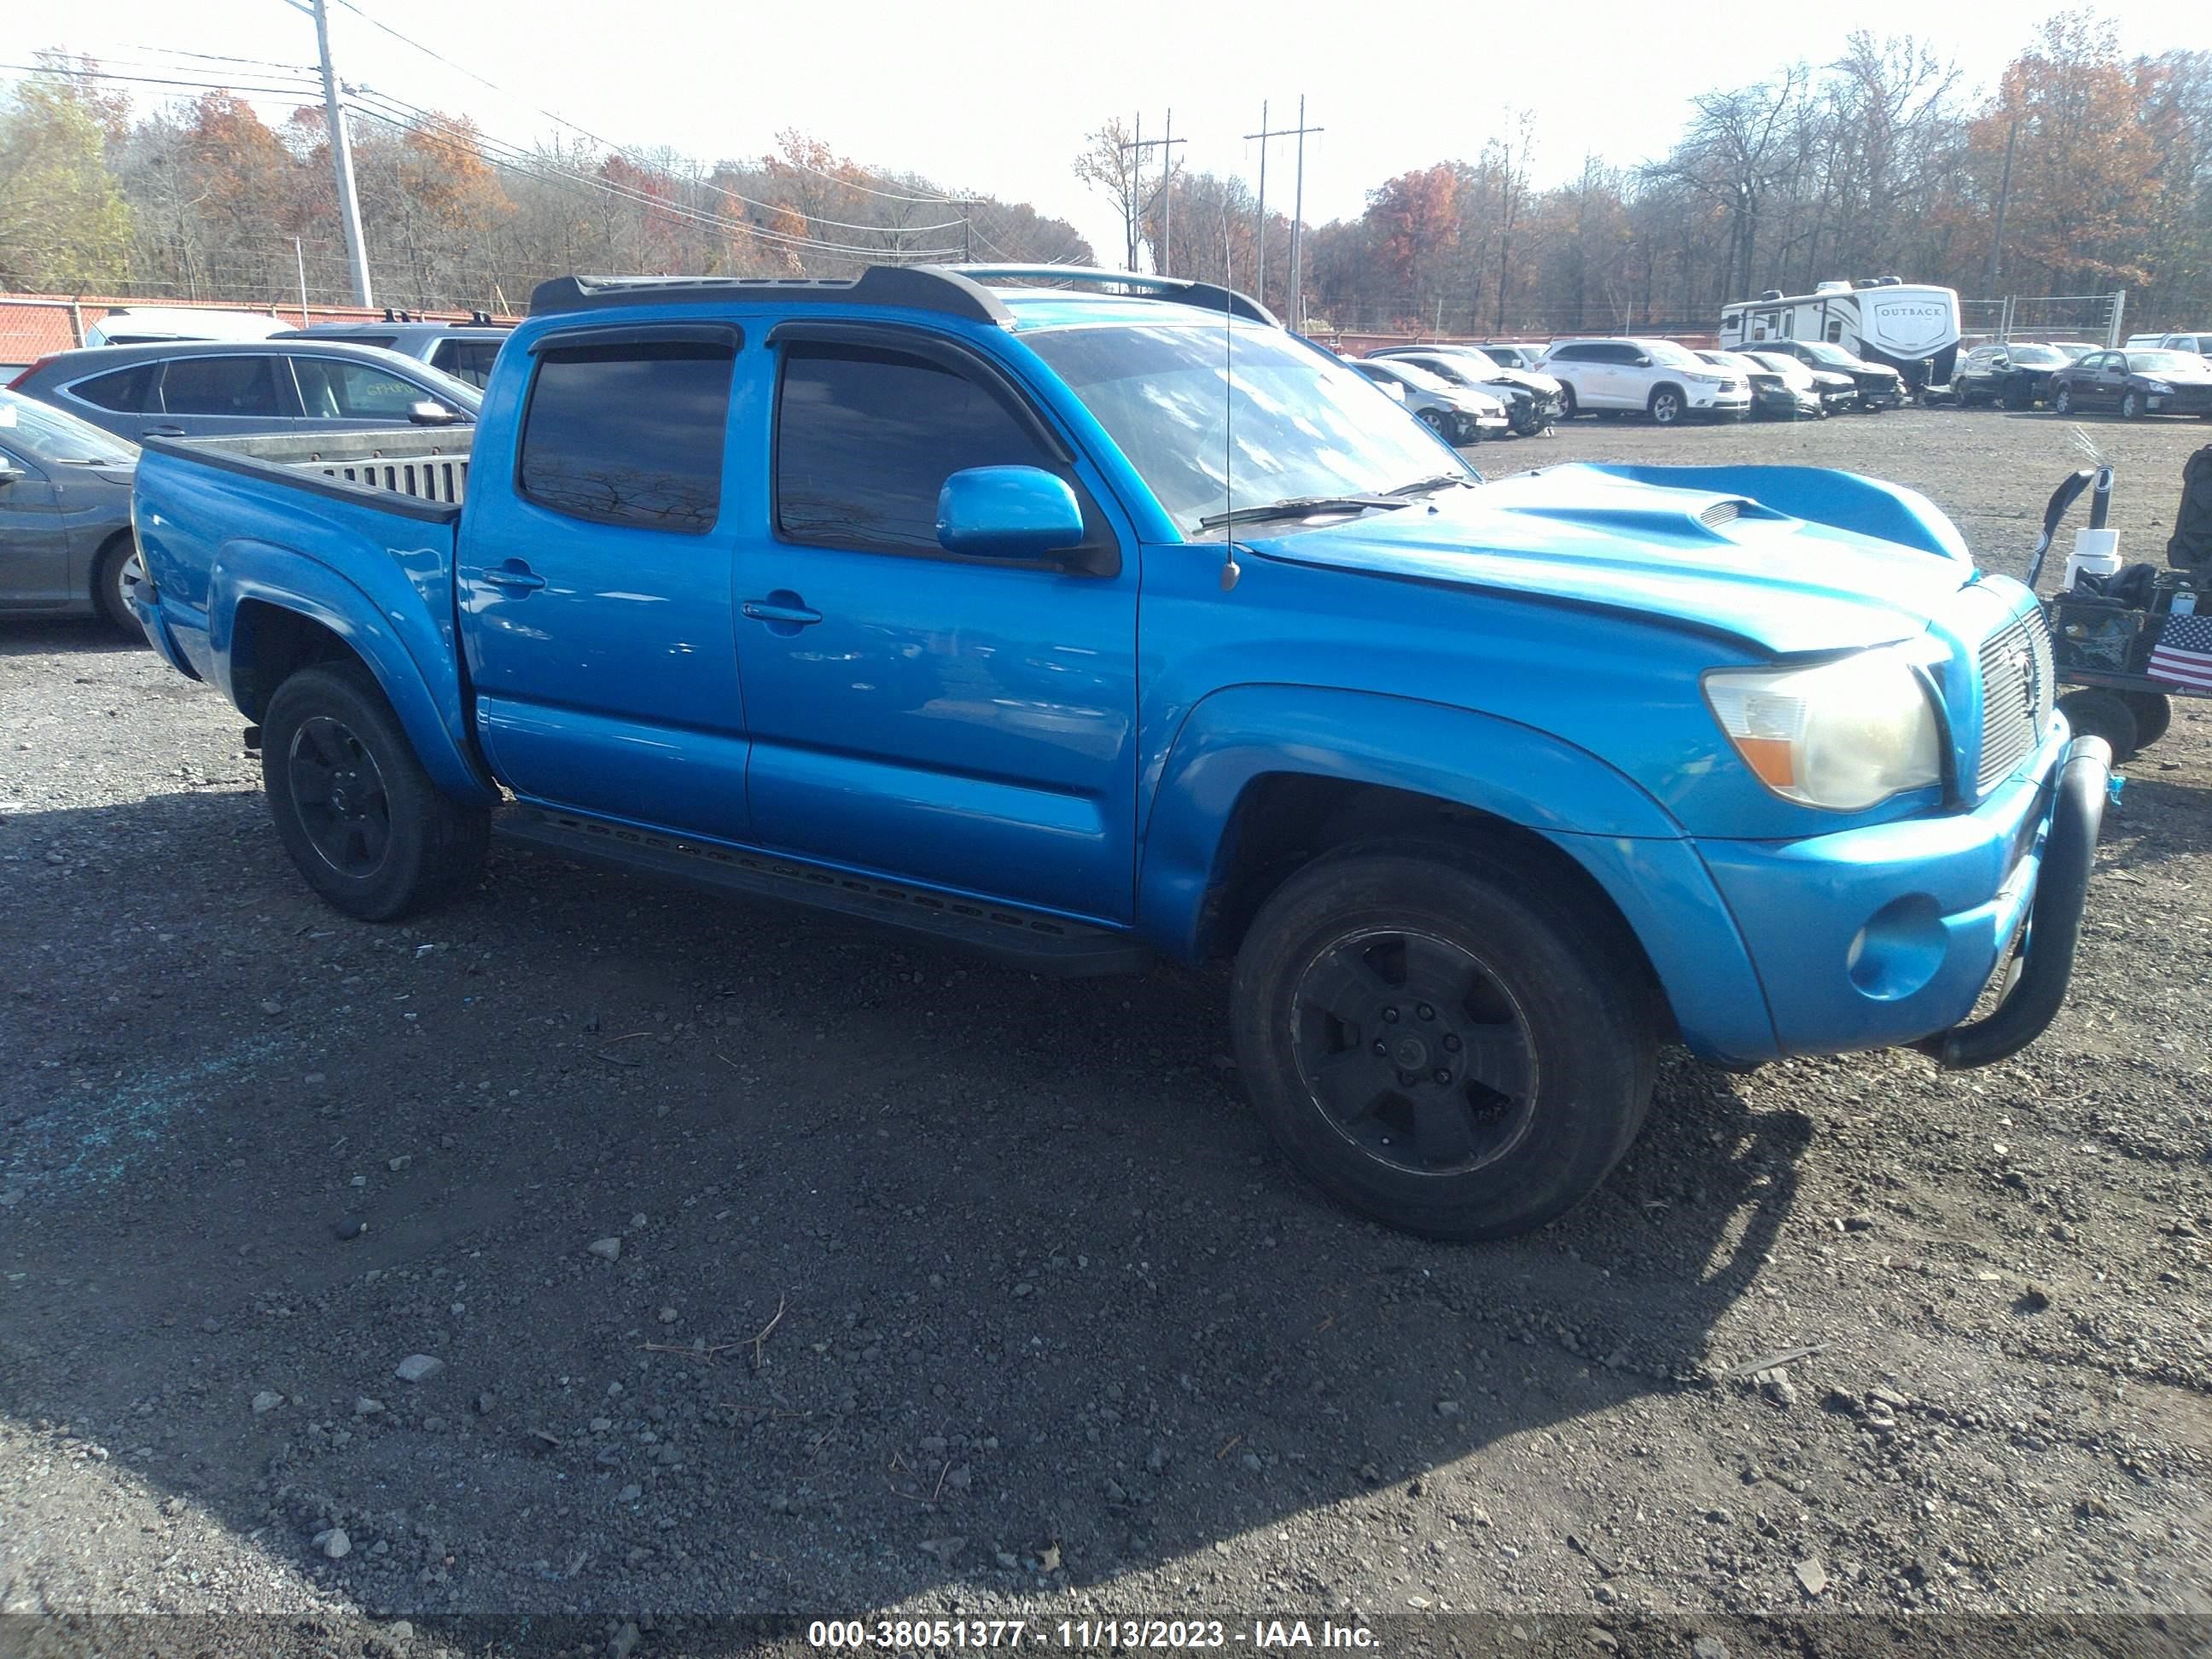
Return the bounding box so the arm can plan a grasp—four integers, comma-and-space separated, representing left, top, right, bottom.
1242, 463, 1978, 657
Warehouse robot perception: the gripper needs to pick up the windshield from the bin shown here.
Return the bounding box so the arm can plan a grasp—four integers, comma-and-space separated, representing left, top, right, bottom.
1027, 323, 1468, 538
2128, 351, 2203, 374
1429, 347, 1501, 377
1367, 358, 1450, 393
2004, 346, 2066, 366
0, 390, 138, 464
1644, 341, 1705, 370
1796, 341, 1860, 366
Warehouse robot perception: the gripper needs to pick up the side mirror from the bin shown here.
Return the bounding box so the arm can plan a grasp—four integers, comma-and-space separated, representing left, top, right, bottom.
935, 466, 1084, 561
408, 400, 463, 427
0, 462, 22, 487
1633, 354, 1653, 367
1379, 381, 1406, 402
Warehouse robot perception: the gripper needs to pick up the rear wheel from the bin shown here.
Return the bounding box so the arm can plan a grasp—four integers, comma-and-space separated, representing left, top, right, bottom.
2119, 690, 2171, 750
2058, 687, 2139, 760
262, 661, 490, 920
1648, 386, 1685, 426
92, 536, 147, 638
1230, 838, 1656, 1240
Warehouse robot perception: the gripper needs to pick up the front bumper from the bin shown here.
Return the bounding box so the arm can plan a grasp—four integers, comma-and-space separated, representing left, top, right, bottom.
2145, 387, 2212, 415
1692, 726, 2108, 1067
1854, 380, 1904, 410
1750, 387, 1821, 419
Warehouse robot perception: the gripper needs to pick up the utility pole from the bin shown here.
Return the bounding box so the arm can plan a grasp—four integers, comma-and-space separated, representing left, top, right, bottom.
1244, 100, 1322, 323
1115, 114, 1185, 274
1985, 113, 2018, 300
304, 0, 373, 306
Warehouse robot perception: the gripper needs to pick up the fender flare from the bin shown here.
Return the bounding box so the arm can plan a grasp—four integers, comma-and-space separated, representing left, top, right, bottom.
1136, 684, 1783, 1066
210, 540, 496, 805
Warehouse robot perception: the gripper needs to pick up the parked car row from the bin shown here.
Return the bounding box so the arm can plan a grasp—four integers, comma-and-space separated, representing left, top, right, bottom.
1950, 340, 2212, 420
1346, 333, 1907, 434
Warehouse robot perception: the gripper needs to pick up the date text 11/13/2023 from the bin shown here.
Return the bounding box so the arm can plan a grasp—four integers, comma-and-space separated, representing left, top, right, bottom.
806, 1619, 1377, 1649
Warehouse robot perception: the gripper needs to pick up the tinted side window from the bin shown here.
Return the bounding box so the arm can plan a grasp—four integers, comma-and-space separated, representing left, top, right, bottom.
519, 341, 734, 533
70, 364, 160, 411
160, 356, 283, 416
776, 344, 1059, 555
1600, 344, 1642, 364
1549, 344, 1593, 363
433, 340, 502, 388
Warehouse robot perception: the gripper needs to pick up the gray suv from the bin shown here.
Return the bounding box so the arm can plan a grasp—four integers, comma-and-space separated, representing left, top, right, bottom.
274, 316, 512, 388
9, 341, 480, 444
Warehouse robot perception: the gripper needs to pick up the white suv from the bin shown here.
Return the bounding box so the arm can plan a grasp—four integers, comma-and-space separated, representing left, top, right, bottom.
1539, 337, 1750, 424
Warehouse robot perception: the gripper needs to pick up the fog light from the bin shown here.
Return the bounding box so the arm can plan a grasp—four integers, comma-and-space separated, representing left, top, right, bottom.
1847, 894, 1947, 1001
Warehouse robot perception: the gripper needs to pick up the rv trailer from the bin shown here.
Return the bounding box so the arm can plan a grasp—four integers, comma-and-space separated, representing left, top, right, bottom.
1719, 277, 1961, 393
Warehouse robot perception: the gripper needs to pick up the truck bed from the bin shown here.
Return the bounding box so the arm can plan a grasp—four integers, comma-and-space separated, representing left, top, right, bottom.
130, 425, 489, 802
137, 428, 472, 521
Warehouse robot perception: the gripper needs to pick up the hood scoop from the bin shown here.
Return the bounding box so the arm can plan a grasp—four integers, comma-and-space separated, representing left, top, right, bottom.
1505, 494, 1786, 542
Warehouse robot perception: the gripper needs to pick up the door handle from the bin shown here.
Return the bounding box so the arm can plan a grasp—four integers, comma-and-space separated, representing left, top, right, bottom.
483, 560, 546, 593
741, 595, 823, 626
141, 426, 186, 438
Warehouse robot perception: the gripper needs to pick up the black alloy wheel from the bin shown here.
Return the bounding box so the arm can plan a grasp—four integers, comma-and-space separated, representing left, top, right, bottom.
1289, 927, 1538, 1178
288, 715, 394, 878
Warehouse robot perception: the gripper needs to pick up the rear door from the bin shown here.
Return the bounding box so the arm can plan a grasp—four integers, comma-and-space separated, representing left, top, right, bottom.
0, 442, 69, 608
148, 353, 296, 438
457, 323, 752, 839
730, 323, 1140, 923
430, 337, 504, 389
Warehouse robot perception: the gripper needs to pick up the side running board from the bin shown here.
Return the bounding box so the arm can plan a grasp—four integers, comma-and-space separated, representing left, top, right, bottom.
494, 805, 1149, 977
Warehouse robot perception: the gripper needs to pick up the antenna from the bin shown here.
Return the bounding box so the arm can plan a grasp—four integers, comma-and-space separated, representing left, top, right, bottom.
1220, 216, 1242, 592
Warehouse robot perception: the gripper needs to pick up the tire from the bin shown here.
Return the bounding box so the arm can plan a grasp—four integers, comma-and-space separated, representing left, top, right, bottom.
2119, 690, 2171, 750
1557, 383, 1579, 420
1648, 385, 1685, 426
261, 661, 491, 921
92, 535, 148, 638
1229, 837, 1657, 1241
1417, 407, 1451, 441
2058, 687, 2139, 760
2052, 384, 2074, 416
2120, 390, 2144, 421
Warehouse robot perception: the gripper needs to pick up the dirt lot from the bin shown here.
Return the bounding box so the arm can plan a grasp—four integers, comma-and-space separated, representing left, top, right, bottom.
2, 406, 2208, 1657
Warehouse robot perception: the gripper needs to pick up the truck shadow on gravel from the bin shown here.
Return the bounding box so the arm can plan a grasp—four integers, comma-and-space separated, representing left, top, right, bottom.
0, 790, 1809, 1615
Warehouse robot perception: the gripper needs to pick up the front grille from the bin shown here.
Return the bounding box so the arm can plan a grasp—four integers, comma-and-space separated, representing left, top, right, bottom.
1976, 608, 2055, 794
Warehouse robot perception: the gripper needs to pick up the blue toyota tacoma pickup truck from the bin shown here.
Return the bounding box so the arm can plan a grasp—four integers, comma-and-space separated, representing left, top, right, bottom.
127, 265, 2110, 1240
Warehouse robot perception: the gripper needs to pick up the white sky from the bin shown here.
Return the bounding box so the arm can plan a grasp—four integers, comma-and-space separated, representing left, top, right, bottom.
40, 0, 2208, 265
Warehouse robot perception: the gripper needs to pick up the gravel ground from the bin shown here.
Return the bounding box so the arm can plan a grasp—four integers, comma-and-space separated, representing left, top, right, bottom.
1, 407, 2208, 1658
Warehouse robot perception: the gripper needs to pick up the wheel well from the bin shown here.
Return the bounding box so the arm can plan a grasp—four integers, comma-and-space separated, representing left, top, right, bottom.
1199, 776, 1668, 1025
231, 602, 357, 721
1648, 381, 1685, 406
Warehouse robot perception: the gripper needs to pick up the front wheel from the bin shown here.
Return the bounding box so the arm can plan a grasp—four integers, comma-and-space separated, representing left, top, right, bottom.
1557, 383, 1579, 421
262, 661, 491, 920
1648, 387, 1684, 426
2119, 690, 2171, 750
2053, 384, 2074, 416
2120, 390, 2144, 421
1230, 839, 1656, 1240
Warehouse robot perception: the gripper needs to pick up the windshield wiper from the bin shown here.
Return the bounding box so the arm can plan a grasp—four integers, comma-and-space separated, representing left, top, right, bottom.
1384, 472, 1476, 497
1197, 494, 1408, 531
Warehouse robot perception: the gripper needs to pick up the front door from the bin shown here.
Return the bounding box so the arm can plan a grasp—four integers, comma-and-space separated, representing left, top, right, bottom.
732, 326, 1139, 924
0, 445, 69, 608
287, 353, 471, 434
457, 324, 753, 840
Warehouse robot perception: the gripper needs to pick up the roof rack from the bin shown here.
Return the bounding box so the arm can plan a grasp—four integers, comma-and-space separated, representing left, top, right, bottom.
938, 264, 1278, 325
529, 268, 1013, 325
528, 265, 1279, 328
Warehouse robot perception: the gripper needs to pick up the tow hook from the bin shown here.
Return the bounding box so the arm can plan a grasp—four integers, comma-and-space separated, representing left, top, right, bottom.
242, 725, 263, 753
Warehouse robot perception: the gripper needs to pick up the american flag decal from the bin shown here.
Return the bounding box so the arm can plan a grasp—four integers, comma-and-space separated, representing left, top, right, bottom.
2147, 611, 2212, 690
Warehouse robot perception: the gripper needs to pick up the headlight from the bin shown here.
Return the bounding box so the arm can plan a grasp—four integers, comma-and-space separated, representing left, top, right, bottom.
2143, 380, 2174, 394
1704, 647, 1941, 811
1682, 371, 1729, 385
